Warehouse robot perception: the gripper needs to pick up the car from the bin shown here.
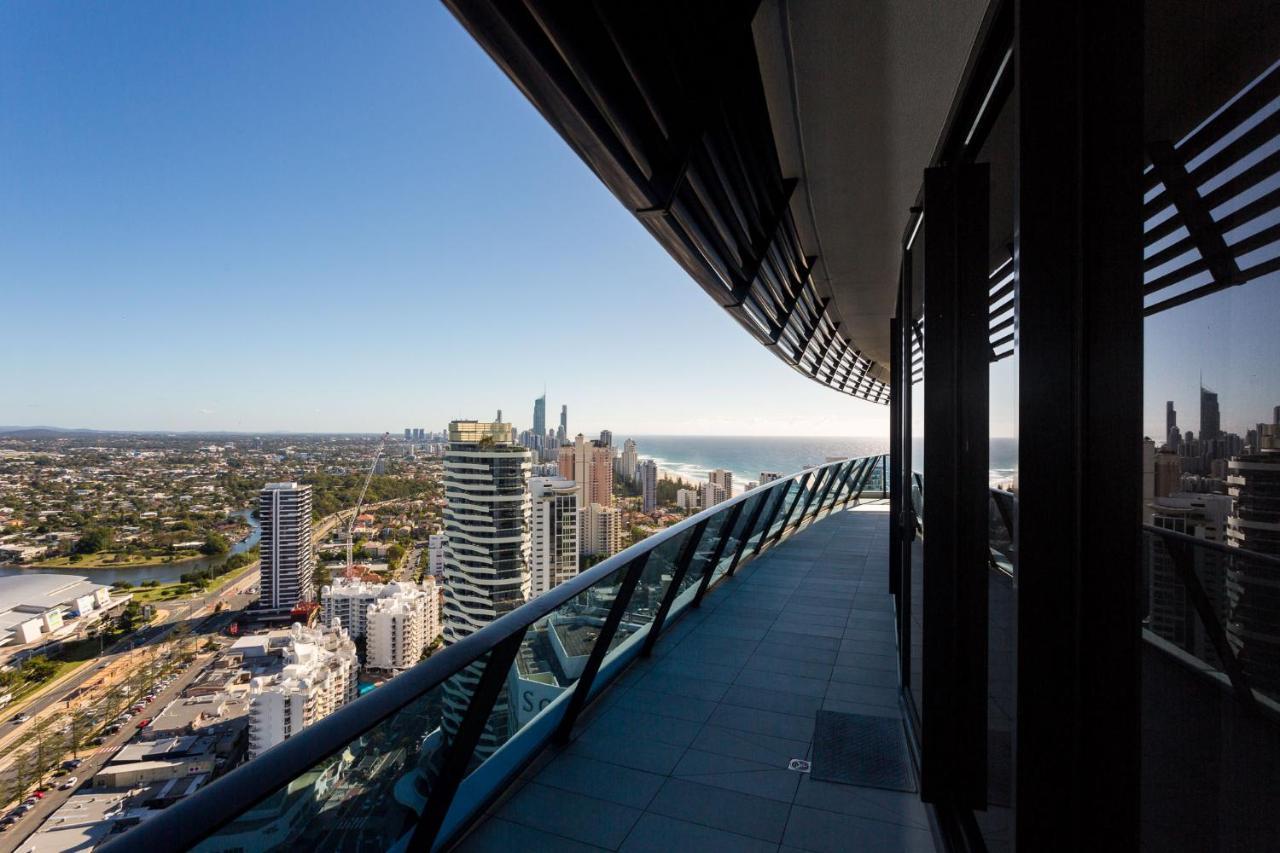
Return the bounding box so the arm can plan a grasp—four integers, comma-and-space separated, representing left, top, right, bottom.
21, 799, 36, 808
66, 759, 83, 769
11, 806, 28, 817
59, 777, 77, 790
1, 818, 14, 830
136, 718, 151, 729
11, 713, 30, 724
52, 768, 68, 777
32, 790, 45, 798
90, 735, 106, 746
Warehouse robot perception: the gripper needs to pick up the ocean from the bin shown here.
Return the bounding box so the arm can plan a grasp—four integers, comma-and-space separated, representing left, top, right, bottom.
628, 435, 1019, 491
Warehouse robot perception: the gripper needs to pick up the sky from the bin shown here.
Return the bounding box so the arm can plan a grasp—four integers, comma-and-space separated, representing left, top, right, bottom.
0, 1, 890, 438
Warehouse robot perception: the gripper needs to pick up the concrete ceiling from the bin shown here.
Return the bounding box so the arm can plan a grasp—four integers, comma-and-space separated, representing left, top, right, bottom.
753, 0, 990, 375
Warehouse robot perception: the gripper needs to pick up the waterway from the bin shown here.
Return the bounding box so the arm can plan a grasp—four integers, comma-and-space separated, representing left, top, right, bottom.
0, 509, 261, 586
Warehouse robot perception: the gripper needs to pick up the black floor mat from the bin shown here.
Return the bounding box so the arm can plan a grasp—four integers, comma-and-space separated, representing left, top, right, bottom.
810, 710, 916, 792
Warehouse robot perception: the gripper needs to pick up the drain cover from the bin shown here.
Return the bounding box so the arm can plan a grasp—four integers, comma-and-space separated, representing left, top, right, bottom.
810, 710, 916, 792
788, 759, 811, 773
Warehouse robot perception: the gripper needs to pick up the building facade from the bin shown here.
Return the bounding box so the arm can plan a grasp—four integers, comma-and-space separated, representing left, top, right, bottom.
529, 477, 579, 597
708, 469, 734, 502
619, 438, 638, 483
365, 579, 440, 672
638, 459, 658, 513
581, 502, 622, 558
246, 623, 357, 759
258, 482, 314, 611
1225, 451, 1280, 696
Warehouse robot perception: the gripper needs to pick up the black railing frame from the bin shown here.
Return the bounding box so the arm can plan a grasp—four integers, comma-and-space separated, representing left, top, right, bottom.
642, 518, 709, 656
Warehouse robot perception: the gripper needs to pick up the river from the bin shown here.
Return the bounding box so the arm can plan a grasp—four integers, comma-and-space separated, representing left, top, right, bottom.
0, 509, 261, 586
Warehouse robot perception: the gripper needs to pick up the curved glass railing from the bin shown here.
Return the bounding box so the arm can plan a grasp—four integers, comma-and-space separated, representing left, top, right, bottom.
100, 453, 887, 853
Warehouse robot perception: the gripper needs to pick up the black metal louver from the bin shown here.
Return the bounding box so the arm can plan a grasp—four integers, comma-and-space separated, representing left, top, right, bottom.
444, 0, 891, 404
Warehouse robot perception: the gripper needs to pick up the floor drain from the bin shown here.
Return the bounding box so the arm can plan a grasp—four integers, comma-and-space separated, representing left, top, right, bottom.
788, 759, 811, 773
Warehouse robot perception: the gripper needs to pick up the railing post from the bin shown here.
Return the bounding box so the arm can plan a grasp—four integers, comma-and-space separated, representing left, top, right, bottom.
1161, 534, 1258, 710
767, 471, 814, 549
690, 501, 745, 605
830, 458, 867, 512
804, 462, 842, 527
554, 552, 651, 743
408, 627, 528, 851
751, 480, 793, 558
850, 456, 877, 504
724, 493, 768, 579
642, 519, 708, 656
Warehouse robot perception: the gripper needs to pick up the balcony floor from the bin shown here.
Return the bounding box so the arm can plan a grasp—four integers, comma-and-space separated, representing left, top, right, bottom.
454, 505, 936, 853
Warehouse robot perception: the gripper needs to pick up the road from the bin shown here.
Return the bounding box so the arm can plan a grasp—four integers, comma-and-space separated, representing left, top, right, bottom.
0, 647, 217, 853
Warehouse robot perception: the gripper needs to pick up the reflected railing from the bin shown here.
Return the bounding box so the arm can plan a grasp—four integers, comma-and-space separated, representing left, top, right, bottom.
101, 454, 887, 853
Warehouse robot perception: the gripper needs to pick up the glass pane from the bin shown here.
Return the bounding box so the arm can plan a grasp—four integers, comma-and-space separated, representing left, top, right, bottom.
607, 533, 690, 655
743, 484, 785, 555
767, 479, 804, 541
191, 658, 482, 852
665, 510, 728, 622
709, 493, 763, 582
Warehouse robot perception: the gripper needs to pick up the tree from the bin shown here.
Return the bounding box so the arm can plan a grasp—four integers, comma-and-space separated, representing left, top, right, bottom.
72, 528, 112, 555
199, 532, 230, 556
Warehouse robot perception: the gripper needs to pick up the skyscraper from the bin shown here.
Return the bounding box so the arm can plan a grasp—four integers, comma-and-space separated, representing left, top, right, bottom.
581, 502, 622, 557
533, 394, 546, 438
1225, 450, 1280, 699
1166, 401, 1177, 441
557, 404, 568, 446
441, 420, 532, 756
529, 477, 579, 597
1200, 385, 1221, 441
258, 482, 314, 611
559, 434, 614, 508
638, 459, 658, 513
619, 438, 638, 483
599, 429, 612, 447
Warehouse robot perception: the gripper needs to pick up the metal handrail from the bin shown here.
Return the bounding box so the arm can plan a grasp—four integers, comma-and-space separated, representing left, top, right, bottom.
103, 453, 886, 852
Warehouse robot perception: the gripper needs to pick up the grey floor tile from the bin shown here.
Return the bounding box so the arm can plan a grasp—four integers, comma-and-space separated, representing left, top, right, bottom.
632, 670, 732, 702
647, 656, 741, 684
456, 816, 609, 853
619, 686, 719, 722
824, 681, 901, 709
794, 777, 930, 830
734, 667, 830, 698
587, 704, 704, 747
690, 723, 811, 766
821, 698, 903, 719
742, 652, 834, 681
751, 643, 839, 665
619, 813, 778, 853
836, 651, 898, 671
534, 753, 667, 810
766, 629, 844, 651
783, 804, 936, 853
647, 777, 791, 842
708, 703, 816, 741
720, 684, 824, 717
672, 748, 803, 803
829, 665, 899, 688
568, 729, 687, 775
496, 783, 642, 849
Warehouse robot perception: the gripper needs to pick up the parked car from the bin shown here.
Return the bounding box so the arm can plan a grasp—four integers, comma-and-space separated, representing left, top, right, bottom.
90, 736, 106, 746
11, 713, 30, 724
136, 718, 151, 729
58, 777, 77, 790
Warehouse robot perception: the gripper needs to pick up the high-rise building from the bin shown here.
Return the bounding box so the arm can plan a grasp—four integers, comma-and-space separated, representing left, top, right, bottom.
441, 420, 531, 756
619, 438, 638, 483
427, 533, 447, 578
533, 394, 546, 437
1154, 448, 1181, 498
246, 623, 358, 759
556, 405, 568, 446
701, 480, 728, 509
1200, 385, 1221, 442
559, 434, 614, 508
638, 459, 658, 513
599, 429, 612, 447
581, 502, 622, 558
365, 579, 440, 673
1166, 401, 1177, 440
405, 428, 412, 441
676, 489, 700, 511
1147, 493, 1232, 664
709, 469, 734, 501
529, 477, 579, 597
320, 578, 384, 639
258, 482, 314, 611
1225, 450, 1280, 697
760, 471, 783, 484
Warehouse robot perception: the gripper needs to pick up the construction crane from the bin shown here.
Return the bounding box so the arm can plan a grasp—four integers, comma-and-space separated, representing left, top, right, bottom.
346, 432, 389, 573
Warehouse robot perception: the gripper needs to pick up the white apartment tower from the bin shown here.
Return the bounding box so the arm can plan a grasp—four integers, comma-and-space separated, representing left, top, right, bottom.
619, 438, 639, 483
441, 420, 532, 757
366, 579, 441, 672
247, 623, 358, 759
582, 502, 623, 558
259, 482, 314, 611
320, 578, 382, 639
530, 477, 580, 597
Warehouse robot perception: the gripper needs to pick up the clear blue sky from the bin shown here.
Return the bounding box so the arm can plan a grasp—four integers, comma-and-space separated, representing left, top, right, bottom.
0, 0, 889, 437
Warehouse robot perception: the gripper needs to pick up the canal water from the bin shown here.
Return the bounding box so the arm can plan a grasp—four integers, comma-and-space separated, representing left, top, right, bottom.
0, 509, 261, 585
